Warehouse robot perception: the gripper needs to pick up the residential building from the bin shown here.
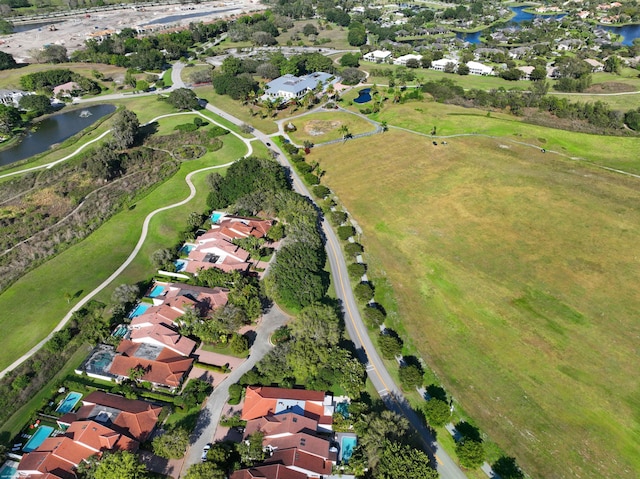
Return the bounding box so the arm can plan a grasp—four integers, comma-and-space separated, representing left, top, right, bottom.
363, 50, 392, 63
0, 89, 30, 108
241, 387, 334, 431
466, 61, 493, 76
263, 72, 334, 101
108, 340, 193, 391
230, 464, 307, 479
584, 58, 604, 72
52, 82, 80, 97
393, 53, 422, 66
431, 58, 459, 71
517, 65, 535, 80
57, 391, 162, 442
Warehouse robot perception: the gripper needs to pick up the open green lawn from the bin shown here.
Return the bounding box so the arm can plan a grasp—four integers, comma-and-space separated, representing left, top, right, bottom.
193, 87, 279, 135
0, 121, 247, 371
318, 124, 640, 478
340, 99, 640, 175
287, 110, 377, 145
550, 91, 640, 111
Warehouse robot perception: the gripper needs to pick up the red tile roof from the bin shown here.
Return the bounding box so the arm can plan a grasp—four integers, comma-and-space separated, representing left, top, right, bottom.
265, 448, 333, 476
245, 412, 319, 438
230, 464, 307, 479
129, 323, 196, 357
266, 432, 330, 460
110, 340, 193, 388
241, 387, 331, 426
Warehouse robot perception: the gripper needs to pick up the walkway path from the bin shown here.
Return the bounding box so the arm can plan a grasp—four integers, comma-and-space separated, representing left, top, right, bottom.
0, 110, 253, 380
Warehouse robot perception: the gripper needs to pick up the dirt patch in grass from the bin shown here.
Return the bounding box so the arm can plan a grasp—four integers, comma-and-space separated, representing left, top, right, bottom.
304, 119, 342, 136
584, 82, 637, 93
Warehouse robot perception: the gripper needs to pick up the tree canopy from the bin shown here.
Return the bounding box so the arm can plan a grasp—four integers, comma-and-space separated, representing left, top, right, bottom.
374, 441, 438, 479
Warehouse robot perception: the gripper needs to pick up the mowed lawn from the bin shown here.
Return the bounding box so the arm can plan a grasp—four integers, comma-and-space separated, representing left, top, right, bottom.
318, 130, 640, 478
358, 101, 640, 174
0, 126, 247, 371
287, 111, 377, 145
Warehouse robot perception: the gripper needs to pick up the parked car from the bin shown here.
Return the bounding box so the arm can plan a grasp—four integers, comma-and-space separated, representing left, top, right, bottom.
202, 443, 211, 462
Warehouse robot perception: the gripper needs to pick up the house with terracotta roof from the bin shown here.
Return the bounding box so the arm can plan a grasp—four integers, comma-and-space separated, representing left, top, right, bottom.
129, 323, 196, 357
183, 235, 252, 275
230, 464, 308, 479
207, 216, 273, 241
57, 391, 161, 443
241, 387, 334, 432
18, 419, 139, 479
108, 340, 194, 391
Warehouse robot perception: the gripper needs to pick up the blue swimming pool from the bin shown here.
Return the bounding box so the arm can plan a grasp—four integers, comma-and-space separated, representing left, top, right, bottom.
340, 435, 357, 463
0, 461, 18, 479
23, 426, 54, 452
179, 244, 195, 256
56, 392, 82, 414
112, 325, 128, 338
353, 88, 371, 104
128, 303, 150, 318
211, 212, 224, 223
174, 260, 187, 272
148, 285, 165, 298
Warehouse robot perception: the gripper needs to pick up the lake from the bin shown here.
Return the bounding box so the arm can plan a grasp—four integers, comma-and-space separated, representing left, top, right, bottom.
142, 7, 238, 26
603, 23, 640, 46
457, 7, 566, 44
0, 104, 115, 167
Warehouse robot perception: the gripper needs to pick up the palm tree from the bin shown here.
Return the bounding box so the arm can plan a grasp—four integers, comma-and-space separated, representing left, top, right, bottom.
380, 120, 388, 132
326, 83, 335, 99
338, 124, 350, 140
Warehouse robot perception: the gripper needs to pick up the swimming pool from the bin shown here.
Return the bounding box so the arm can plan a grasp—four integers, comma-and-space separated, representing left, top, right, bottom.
353, 88, 372, 104
0, 461, 18, 479
23, 426, 54, 452
55, 392, 82, 414
178, 244, 195, 256
87, 350, 115, 375
112, 325, 128, 338
148, 285, 165, 298
174, 260, 187, 272
211, 212, 224, 223
340, 435, 357, 463
128, 303, 150, 318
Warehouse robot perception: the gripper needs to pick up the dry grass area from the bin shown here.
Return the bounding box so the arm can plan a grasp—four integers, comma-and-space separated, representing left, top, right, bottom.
584, 82, 637, 94
288, 111, 376, 144
318, 130, 640, 478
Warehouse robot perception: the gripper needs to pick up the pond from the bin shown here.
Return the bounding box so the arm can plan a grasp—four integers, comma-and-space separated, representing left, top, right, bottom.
353, 88, 372, 104
142, 7, 237, 26
13, 21, 64, 33
0, 104, 115, 167
456, 31, 482, 44
603, 23, 640, 46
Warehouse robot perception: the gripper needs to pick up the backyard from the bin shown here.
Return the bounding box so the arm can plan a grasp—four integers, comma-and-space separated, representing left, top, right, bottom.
317, 127, 640, 479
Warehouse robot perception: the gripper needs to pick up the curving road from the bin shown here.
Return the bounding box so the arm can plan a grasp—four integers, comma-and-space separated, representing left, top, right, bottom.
0, 110, 252, 379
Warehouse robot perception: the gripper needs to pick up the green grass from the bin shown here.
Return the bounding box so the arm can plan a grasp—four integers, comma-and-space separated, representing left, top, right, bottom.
276, 19, 352, 50
200, 342, 248, 358
318, 124, 640, 479
287, 111, 377, 145
193, 87, 279, 135
0, 63, 131, 91
347, 100, 640, 175
162, 68, 174, 87
0, 124, 248, 370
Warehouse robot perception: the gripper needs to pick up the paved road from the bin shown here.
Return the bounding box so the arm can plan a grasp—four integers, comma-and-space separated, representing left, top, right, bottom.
197, 104, 467, 478
181, 305, 290, 473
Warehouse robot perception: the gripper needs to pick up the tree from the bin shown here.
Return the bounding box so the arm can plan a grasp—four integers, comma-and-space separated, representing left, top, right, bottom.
398, 363, 424, 389
455, 439, 485, 469
183, 462, 225, 479
110, 109, 139, 150
374, 441, 438, 479
348, 262, 366, 279
151, 248, 174, 269
345, 242, 364, 257
348, 22, 367, 46
93, 450, 149, 479
530, 66, 547, 81
378, 332, 402, 359
290, 303, 341, 347
135, 80, 149, 92
18, 94, 52, 116
111, 284, 140, 306
256, 62, 280, 80
340, 53, 360, 68
167, 88, 200, 110
40, 44, 68, 63
303, 23, 318, 36
422, 398, 451, 427
238, 431, 266, 465
0, 104, 21, 135
357, 410, 409, 468
492, 456, 524, 479
152, 428, 190, 459
354, 282, 374, 302
364, 306, 385, 327
406, 58, 420, 69
625, 109, 640, 131
604, 55, 621, 74
128, 365, 146, 382
457, 63, 470, 75
341, 67, 366, 85
0, 51, 17, 70
230, 332, 249, 355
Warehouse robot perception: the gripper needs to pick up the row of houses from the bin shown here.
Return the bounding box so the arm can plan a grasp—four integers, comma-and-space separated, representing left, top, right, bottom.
18, 391, 162, 479
230, 386, 356, 479
363, 50, 495, 75
170, 213, 273, 277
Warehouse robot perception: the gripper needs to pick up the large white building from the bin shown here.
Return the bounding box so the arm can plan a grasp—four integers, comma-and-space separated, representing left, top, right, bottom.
263, 72, 335, 101
431, 58, 459, 71
363, 50, 392, 63
466, 61, 494, 76
393, 53, 423, 66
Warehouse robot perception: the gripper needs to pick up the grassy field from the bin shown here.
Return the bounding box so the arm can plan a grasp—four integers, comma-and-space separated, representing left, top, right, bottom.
276, 19, 352, 50
287, 110, 377, 145
337, 99, 640, 175
0, 115, 247, 371
317, 126, 640, 478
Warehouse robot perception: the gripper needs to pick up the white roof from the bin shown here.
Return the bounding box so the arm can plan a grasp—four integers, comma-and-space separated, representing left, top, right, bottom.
432, 58, 459, 67
366, 50, 392, 59
394, 54, 422, 64
466, 61, 493, 72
